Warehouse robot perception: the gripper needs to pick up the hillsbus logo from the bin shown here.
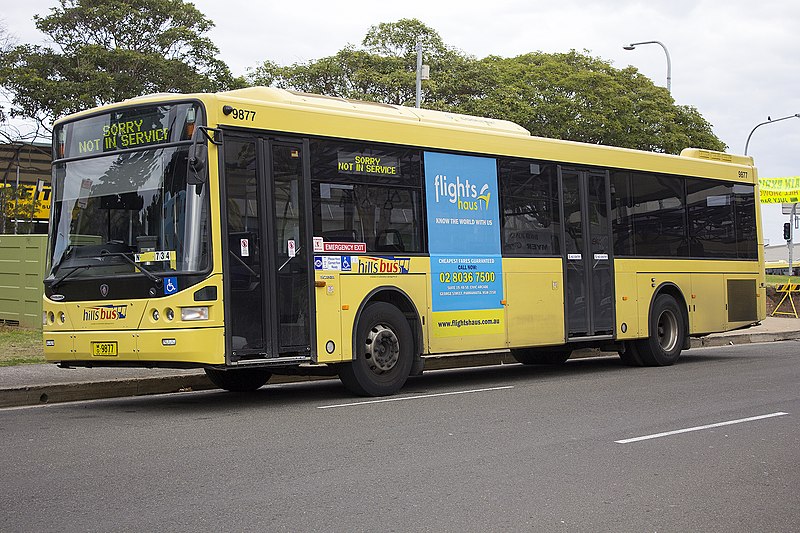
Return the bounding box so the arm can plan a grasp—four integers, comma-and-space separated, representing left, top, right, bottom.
358, 256, 411, 274
83, 305, 128, 321
433, 174, 491, 212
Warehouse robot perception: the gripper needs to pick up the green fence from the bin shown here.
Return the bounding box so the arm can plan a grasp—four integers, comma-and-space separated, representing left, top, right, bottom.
0, 234, 47, 329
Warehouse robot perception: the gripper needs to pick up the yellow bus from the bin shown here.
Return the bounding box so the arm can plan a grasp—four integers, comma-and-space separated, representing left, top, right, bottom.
42, 87, 765, 396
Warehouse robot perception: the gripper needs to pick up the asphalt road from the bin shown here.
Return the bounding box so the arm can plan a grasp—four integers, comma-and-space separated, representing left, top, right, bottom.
1, 341, 798, 532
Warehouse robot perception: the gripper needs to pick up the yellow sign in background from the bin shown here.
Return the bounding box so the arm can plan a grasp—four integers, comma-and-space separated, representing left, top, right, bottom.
1, 183, 51, 220
759, 176, 800, 204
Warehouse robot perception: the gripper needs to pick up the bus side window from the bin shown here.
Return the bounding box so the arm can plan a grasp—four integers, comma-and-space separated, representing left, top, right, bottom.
310, 140, 423, 254
499, 158, 560, 257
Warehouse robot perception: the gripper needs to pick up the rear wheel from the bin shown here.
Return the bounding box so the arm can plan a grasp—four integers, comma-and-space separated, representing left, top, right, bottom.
338, 302, 414, 396
633, 294, 685, 366
512, 347, 572, 365
204, 367, 271, 392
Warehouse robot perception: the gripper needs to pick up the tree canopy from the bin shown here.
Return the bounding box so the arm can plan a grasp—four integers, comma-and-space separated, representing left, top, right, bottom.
0, 0, 244, 132
1, 10, 726, 153
0, 21, 14, 127
250, 19, 465, 108
250, 18, 725, 154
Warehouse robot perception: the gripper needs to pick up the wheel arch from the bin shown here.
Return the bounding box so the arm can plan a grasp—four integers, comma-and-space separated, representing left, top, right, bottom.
647, 282, 690, 347
351, 286, 423, 362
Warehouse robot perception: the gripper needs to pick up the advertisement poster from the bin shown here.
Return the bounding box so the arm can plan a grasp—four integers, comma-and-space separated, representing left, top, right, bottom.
424, 152, 504, 337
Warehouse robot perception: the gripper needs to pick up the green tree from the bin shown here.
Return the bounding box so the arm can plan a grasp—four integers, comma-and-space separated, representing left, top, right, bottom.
249, 19, 725, 154
0, 0, 245, 132
0, 20, 15, 126
250, 18, 461, 107
445, 51, 725, 153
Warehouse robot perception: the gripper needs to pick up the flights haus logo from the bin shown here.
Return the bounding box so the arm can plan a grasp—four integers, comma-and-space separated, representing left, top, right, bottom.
83, 305, 128, 321
433, 174, 491, 212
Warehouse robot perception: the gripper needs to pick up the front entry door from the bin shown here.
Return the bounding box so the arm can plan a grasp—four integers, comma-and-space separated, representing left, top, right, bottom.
223, 135, 312, 361
560, 167, 615, 340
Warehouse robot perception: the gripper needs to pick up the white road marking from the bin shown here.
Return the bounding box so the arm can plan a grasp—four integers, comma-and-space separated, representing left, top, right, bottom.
615, 412, 789, 444
317, 385, 514, 409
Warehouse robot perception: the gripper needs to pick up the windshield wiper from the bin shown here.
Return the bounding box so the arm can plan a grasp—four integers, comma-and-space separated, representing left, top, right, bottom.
100, 251, 163, 284
49, 251, 163, 289
50, 265, 92, 289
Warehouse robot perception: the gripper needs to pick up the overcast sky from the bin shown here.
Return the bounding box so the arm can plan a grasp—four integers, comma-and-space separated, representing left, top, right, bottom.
3, 0, 799, 245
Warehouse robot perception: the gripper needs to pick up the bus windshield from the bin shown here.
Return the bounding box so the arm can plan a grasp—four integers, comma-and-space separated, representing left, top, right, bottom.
48, 146, 209, 280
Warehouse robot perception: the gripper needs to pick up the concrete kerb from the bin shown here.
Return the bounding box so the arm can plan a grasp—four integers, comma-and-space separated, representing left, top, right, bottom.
0, 374, 215, 409
1, 329, 798, 409
691, 331, 800, 348
0, 372, 335, 409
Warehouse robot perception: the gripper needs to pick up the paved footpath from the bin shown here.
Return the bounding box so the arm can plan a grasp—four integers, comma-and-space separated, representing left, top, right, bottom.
1, 317, 799, 408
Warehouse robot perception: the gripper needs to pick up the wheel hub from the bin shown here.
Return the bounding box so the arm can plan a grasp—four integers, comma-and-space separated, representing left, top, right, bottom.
657, 310, 679, 352
364, 324, 400, 373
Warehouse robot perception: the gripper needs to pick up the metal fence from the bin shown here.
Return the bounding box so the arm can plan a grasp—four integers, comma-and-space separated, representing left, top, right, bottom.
0, 234, 47, 329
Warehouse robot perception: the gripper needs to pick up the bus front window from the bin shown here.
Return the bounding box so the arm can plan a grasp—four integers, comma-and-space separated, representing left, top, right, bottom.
48, 146, 209, 280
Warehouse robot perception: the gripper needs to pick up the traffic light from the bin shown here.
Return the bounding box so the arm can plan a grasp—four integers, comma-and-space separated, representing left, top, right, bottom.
784, 222, 792, 241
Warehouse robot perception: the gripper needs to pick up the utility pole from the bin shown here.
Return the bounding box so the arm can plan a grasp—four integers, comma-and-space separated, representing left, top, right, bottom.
14, 163, 20, 235
415, 41, 429, 108
415, 41, 423, 108
790, 204, 797, 277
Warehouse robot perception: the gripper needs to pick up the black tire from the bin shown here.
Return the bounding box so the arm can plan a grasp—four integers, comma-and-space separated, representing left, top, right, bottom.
618, 342, 644, 366
204, 367, 271, 392
338, 302, 414, 396
633, 294, 686, 366
512, 347, 572, 365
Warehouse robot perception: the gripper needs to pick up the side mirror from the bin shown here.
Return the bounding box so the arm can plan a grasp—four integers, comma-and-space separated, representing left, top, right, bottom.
187, 127, 208, 185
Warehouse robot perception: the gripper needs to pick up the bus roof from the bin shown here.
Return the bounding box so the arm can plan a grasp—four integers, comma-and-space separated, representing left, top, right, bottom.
54, 87, 755, 179
213, 86, 533, 137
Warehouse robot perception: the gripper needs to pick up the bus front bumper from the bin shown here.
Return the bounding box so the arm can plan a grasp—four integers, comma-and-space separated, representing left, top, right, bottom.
43, 327, 226, 367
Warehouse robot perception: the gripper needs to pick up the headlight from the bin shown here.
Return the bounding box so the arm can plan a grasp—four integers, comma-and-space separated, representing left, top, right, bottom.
181, 306, 208, 321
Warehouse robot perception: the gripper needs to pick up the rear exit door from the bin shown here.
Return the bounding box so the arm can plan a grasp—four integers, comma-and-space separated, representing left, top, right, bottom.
559, 167, 615, 340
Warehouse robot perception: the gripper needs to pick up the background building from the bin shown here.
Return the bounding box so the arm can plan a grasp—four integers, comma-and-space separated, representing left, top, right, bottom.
1, 141, 52, 235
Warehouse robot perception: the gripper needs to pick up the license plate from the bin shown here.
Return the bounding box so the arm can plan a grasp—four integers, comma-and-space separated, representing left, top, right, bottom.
92, 342, 118, 356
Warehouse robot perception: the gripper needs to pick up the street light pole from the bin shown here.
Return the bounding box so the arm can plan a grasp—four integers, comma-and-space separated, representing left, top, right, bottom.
745, 113, 800, 277
623, 40, 671, 93
744, 113, 800, 155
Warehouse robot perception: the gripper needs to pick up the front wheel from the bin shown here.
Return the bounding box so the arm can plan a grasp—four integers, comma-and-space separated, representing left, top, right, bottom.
338, 302, 414, 396
633, 294, 686, 366
204, 367, 271, 392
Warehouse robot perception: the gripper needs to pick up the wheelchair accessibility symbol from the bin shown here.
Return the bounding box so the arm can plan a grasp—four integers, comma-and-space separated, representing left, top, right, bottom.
164, 276, 178, 295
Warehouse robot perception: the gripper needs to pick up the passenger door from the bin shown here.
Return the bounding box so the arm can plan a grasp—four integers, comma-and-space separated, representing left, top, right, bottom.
222, 134, 313, 361
560, 167, 615, 340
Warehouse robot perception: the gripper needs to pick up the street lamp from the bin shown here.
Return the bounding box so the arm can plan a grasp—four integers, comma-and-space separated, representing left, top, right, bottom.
623, 40, 671, 93
744, 113, 800, 277
744, 113, 800, 155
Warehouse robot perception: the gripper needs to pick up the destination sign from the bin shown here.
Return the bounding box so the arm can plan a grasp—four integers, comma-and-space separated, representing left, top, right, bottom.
337, 151, 400, 177
56, 102, 201, 159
